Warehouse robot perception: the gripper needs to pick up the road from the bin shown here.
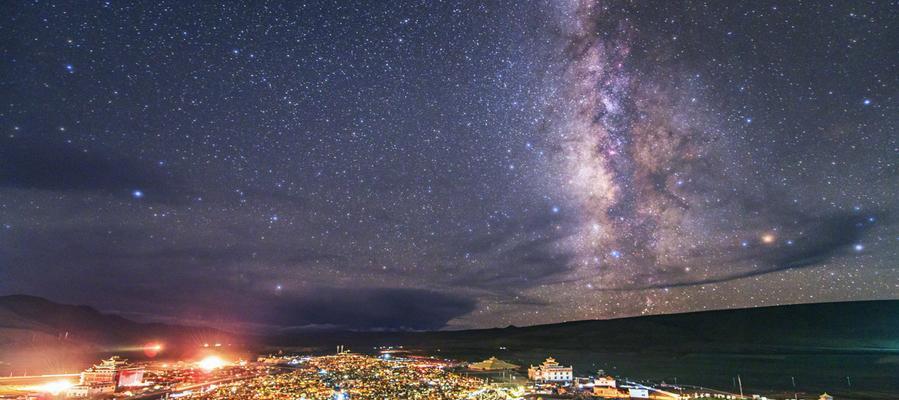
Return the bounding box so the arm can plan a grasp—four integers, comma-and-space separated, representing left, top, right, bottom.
125, 371, 270, 399
0, 373, 80, 385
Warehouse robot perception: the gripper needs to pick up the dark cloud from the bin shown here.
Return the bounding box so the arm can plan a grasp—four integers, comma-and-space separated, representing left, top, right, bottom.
259, 288, 477, 331
451, 208, 570, 255
147, 285, 476, 332
285, 248, 348, 268
0, 137, 182, 201
0, 223, 349, 287
102, 284, 476, 331
470, 236, 575, 288
594, 212, 883, 291
0, 223, 473, 330
449, 210, 579, 290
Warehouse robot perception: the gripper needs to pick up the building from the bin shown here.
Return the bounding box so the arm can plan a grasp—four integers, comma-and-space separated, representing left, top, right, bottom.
592, 375, 620, 397
592, 377, 681, 399
819, 394, 833, 400
80, 357, 127, 386
468, 357, 520, 371
628, 388, 651, 399
67, 356, 144, 396
527, 357, 572, 382
118, 368, 144, 387
65, 384, 114, 398
595, 375, 617, 388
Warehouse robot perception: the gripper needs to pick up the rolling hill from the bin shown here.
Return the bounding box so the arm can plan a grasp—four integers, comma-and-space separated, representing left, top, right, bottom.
0, 295, 238, 375
269, 299, 899, 353
268, 300, 899, 398
2, 295, 897, 397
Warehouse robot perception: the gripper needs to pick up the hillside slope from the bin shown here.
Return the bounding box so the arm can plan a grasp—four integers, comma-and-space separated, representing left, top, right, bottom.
271, 300, 899, 353
269, 300, 899, 398
2, 296, 896, 397
0, 295, 238, 374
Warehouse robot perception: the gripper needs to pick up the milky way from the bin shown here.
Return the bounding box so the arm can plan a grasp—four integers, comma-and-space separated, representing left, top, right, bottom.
0, 1, 896, 330
552, 1, 883, 290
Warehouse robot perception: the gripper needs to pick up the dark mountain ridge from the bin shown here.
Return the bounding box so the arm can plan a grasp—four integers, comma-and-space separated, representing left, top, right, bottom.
4, 295, 897, 355
0, 294, 233, 345
0, 294, 239, 374
2, 295, 897, 397
266, 299, 899, 399
270, 299, 899, 354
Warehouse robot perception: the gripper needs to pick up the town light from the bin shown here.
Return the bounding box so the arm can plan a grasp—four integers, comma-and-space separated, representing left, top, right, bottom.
144, 342, 163, 357
33, 379, 74, 395
198, 355, 228, 372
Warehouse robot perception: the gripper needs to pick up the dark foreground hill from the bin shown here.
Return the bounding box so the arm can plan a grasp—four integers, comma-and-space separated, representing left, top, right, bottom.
1, 296, 896, 398
269, 300, 899, 399
0, 295, 239, 374
273, 300, 899, 353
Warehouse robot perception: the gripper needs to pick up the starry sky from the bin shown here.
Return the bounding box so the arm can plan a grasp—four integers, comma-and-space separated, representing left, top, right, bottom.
1, 1, 896, 331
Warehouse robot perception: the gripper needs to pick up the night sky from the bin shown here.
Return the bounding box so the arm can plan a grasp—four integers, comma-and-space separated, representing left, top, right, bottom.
1, 1, 896, 331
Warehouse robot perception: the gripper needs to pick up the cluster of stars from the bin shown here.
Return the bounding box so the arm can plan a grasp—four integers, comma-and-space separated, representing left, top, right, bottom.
0, 0, 895, 329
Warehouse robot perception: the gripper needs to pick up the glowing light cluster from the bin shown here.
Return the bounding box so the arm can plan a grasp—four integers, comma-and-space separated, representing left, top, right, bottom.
144, 342, 163, 357
32, 379, 74, 395
197, 355, 228, 372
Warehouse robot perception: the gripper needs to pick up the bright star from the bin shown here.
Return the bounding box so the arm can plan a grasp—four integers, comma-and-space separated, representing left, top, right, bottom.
853, 244, 864, 252
132, 190, 144, 199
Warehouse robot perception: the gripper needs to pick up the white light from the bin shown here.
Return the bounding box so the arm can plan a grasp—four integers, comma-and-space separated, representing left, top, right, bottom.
33, 380, 74, 395
197, 356, 227, 372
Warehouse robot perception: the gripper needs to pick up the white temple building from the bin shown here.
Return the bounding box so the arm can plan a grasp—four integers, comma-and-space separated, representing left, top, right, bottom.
527, 357, 573, 382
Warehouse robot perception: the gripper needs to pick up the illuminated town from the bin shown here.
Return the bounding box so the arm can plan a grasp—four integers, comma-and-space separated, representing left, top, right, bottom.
0, 346, 841, 400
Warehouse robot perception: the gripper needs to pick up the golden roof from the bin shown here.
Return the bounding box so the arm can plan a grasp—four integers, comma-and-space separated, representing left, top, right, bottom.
468, 356, 519, 370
